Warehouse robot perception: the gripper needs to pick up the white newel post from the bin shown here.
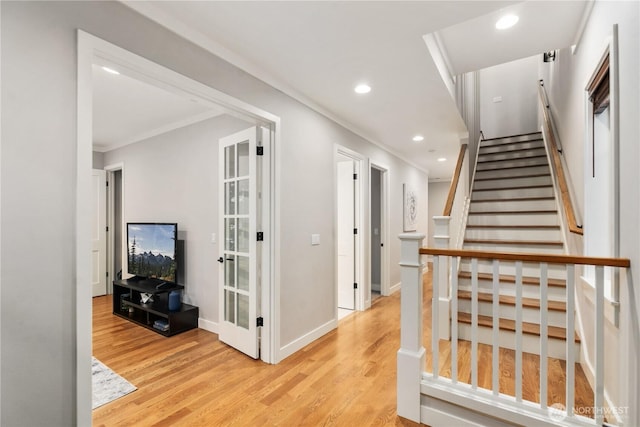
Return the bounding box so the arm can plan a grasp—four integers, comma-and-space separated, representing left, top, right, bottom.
433, 216, 451, 340
397, 233, 426, 423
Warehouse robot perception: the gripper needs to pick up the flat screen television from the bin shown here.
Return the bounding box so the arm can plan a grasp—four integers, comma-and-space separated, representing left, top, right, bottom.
127, 222, 177, 283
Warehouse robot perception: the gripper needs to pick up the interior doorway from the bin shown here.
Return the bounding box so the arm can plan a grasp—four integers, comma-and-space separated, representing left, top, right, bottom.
105, 165, 124, 295
369, 163, 389, 303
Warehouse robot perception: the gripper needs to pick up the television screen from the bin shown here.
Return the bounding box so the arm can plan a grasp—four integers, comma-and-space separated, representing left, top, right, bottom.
127, 223, 177, 283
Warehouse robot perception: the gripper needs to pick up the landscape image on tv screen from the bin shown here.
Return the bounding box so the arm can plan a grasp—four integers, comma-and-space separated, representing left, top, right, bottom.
127, 223, 177, 282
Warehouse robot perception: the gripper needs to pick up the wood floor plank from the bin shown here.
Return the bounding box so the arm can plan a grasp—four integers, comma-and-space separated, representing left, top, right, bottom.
92, 270, 592, 426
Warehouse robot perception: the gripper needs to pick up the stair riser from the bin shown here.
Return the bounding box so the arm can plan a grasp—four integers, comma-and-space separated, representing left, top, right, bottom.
465, 228, 562, 241
458, 261, 567, 279
473, 175, 552, 190
474, 165, 550, 180
479, 140, 545, 155
478, 147, 547, 163
457, 300, 566, 327
469, 199, 557, 212
467, 212, 559, 226
481, 134, 543, 146
472, 186, 555, 201
463, 242, 564, 254
457, 324, 580, 360
458, 281, 567, 300
476, 157, 549, 171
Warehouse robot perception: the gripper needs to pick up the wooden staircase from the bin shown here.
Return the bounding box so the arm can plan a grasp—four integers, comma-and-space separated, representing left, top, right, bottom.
457, 132, 578, 359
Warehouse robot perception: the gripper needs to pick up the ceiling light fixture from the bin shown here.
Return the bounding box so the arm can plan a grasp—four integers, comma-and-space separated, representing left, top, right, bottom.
495, 14, 519, 30
437, 157, 447, 162
354, 83, 371, 94
102, 66, 120, 75
412, 135, 424, 142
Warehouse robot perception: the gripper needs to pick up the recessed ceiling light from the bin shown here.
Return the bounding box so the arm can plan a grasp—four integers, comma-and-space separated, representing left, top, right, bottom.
437, 157, 447, 162
496, 14, 519, 30
354, 83, 371, 94
412, 135, 424, 142
102, 66, 120, 75
428, 149, 436, 153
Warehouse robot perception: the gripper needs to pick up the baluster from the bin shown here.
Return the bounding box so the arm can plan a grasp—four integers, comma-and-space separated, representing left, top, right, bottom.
492, 259, 499, 396
432, 255, 440, 378
539, 262, 548, 410
471, 258, 478, 390
595, 265, 605, 425
566, 264, 575, 419
515, 261, 523, 402
451, 256, 458, 384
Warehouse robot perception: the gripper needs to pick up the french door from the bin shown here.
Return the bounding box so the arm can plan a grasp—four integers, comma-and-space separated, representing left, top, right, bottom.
218, 127, 261, 359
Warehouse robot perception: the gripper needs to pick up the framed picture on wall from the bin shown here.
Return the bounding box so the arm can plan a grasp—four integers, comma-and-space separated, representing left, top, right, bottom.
403, 183, 418, 232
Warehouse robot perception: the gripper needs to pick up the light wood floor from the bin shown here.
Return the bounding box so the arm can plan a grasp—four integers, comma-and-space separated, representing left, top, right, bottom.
93, 273, 593, 426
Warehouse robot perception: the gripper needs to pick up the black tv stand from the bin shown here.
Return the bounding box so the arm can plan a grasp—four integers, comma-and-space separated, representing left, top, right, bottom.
112, 278, 198, 336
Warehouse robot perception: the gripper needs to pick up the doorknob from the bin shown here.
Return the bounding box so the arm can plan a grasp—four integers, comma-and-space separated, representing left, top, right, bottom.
217, 257, 224, 263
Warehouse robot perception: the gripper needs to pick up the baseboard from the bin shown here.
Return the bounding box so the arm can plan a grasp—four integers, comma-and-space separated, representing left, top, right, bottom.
278, 318, 337, 362
390, 281, 401, 294
198, 318, 218, 334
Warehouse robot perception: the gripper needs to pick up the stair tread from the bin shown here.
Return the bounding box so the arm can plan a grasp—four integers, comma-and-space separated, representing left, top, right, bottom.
479, 144, 545, 154
465, 225, 561, 230
468, 210, 557, 215
477, 163, 549, 173
457, 312, 580, 342
481, 132, 542, 142
473, 184, 553, 192
464, 239, 563, 247
478, 154, 548, 164
474, 173, 550, 182
458, 271, 566, 287
457, 290, 566, 311
470, 197, 555, 203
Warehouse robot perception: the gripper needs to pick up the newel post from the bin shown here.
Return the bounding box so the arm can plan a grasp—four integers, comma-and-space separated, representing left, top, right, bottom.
433, 216, 451, 340
397, 233, 426, 423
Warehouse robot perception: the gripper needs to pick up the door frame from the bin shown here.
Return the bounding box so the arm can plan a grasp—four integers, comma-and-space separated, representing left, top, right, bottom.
334, 145, 365, 314
369, 161, 390, 300
104, 162, 124, 296
77, 31, 281, 423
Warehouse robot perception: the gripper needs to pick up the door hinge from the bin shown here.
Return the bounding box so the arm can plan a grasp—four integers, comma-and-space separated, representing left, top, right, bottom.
256, 317, 264, 327
354, 283, 358, 289
257, 146, 264, 156
106, 180, 109, 187
106, 271, 109, 277
106, 226, 109, 232
353, 228, 358, 235
353, 173, 358, 180
257, 232, 264, 241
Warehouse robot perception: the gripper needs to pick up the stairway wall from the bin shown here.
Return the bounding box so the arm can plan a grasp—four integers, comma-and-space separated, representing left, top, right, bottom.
480, 55, 540, 139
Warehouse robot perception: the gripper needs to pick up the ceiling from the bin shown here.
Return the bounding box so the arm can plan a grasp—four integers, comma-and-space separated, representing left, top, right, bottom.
115, 1, 590, 179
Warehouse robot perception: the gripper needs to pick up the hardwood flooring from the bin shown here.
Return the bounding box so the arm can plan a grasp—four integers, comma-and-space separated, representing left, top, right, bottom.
93, 272, 593, 426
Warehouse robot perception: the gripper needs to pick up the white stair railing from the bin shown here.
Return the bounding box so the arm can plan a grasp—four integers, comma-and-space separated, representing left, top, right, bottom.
397, 238, 630, 426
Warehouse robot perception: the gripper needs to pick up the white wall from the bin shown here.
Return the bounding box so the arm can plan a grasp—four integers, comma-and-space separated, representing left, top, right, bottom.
0, 2, 429, 424
540, 1, 640, 424
93, 151, 104, 169
480, 55, 540, 139
103, 115, 251, 325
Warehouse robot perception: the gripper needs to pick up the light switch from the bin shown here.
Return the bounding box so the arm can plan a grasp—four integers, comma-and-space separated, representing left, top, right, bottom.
311, 234, 320, 246
211, 233, 217, 244
374, 228, 379, 235
493, 96, 503, 103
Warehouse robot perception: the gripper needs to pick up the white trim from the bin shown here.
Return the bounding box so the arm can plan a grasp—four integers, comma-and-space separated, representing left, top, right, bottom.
571, 0, 596, 55
278, 318, 337, 362
423, 33, 455, 97
198, 318, 219, 334
0, 0, 4, 421
77, 31, 282, 420
120, 1, 429, 175
390, 282, 402, 295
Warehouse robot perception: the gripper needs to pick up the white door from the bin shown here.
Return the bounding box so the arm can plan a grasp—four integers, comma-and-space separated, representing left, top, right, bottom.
337, 158, 356, 309
219, 127, 260, 359
91, 169, 107, 297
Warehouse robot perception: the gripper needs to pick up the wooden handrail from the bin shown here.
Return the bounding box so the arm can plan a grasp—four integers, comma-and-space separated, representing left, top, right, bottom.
442, 144, 468, 216
538, 81, 583, 235
419, 247, 630, 268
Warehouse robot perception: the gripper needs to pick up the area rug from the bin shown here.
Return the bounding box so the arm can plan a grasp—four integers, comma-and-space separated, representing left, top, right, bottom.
92, 357, 137, 409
